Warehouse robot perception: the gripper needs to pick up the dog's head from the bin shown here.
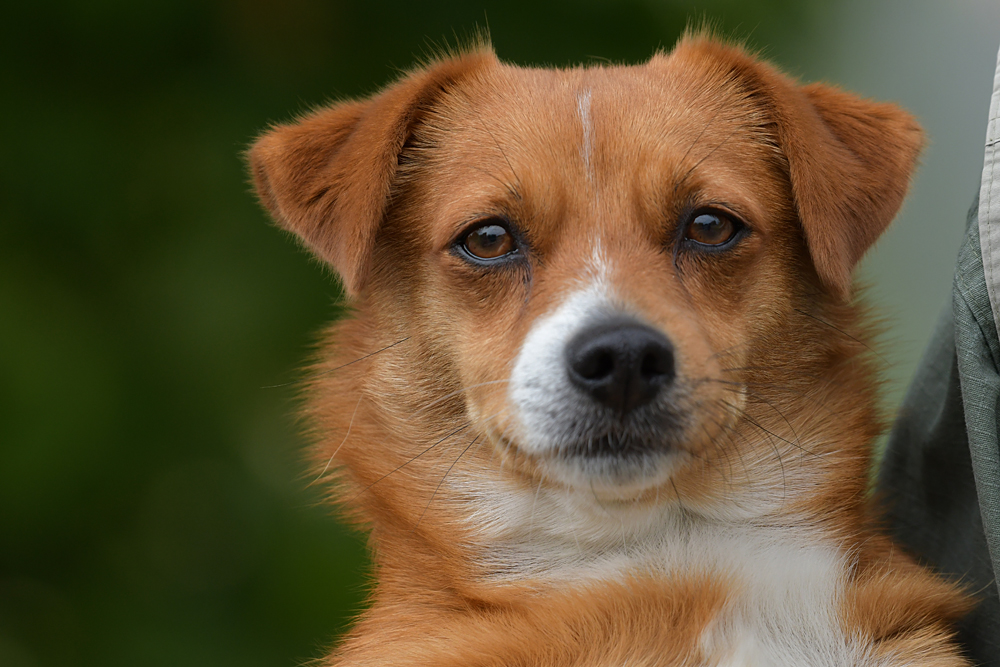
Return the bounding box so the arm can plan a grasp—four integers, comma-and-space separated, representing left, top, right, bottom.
250, 36, 921, 570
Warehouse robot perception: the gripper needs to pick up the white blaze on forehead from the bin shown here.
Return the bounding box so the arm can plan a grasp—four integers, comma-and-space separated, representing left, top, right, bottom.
589, 237, 610, 284
576, 89, 594, 184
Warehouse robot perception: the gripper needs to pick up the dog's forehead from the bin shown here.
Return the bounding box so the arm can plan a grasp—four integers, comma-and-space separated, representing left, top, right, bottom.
450, 57, 761, 159
418, 56, 779, 247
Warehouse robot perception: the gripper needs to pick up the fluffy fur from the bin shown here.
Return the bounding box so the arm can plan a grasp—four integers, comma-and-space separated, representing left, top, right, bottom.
250, 34, 970, 666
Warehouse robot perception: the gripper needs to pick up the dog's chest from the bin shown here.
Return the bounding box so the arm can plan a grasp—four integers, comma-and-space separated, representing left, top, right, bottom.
464, 482, 881, 666
574, 536, 863, 666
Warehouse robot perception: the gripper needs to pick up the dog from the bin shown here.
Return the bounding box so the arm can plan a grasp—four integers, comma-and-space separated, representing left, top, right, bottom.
249, 33, 970, 666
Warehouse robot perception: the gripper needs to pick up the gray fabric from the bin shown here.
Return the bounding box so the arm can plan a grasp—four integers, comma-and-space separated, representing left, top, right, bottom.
879, 197, 1000, 664
978, 44, 1000, 338
878, 43, 1000, 661
973, 39, 1000, 593
958, 196, 1000, 586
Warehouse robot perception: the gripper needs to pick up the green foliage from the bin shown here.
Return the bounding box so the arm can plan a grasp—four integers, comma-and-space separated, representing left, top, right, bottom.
0, 2, 826, 665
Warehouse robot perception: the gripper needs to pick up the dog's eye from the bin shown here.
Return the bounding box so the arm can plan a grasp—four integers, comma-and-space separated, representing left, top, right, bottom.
462, 222, 517, 260
684, 211, 740, 247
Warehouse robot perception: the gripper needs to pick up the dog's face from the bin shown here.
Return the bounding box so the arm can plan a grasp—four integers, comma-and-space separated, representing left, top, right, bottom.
387, 61, 802, 499
251, 37, 921, 548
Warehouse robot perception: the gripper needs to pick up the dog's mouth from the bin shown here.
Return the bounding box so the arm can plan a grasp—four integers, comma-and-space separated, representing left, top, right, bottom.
487, 404, 694, 494
559, 431, 675, 460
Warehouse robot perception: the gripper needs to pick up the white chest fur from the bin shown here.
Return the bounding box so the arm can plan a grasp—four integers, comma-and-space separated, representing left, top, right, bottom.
458, 477, 889, 666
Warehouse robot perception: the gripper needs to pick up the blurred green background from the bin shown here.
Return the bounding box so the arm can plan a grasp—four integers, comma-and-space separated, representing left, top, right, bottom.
1, 1, 998, 666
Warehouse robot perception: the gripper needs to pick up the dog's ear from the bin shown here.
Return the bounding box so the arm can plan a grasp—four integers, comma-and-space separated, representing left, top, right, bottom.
248, 49, 495, 296
773, 80, 924, 300
670, 37, 923, 301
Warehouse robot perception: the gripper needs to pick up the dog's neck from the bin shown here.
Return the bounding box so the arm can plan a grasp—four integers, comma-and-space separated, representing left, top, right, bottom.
455, 447, 844, 585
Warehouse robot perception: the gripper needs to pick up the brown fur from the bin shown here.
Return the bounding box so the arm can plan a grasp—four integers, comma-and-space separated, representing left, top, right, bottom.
250, 34, 970, 666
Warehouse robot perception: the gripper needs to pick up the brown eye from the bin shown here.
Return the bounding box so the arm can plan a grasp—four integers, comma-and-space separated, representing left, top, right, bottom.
462, 222, 517, 260
685, 212, 738, 246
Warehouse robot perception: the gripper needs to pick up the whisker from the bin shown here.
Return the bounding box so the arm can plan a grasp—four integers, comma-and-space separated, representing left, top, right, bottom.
697, 421, 734, 488
697, 400, 787, 506
705, 332, 772, 362
736, 390, 809, 457
702, 416, 751, 490
720, 400, 787, 505
672, 103, 726, 195
475, 115, 524, 198
468, 164, 520, 201
720, 399, 818, 458
346, 422, 472, 503
702, 377, 812, 442
589, 478, 614, 518
528, 473, 545, 540
674, 126, 739, 193
670, 477, 690, 521
720, 418, 754, 494
309, 395, 363, 486
792, 307, 889, 366
262, 337, 411, 389
717, 366, 832, 386
409, 379, 510, 422
697, 374, 838, 418
414, 434, 481, 530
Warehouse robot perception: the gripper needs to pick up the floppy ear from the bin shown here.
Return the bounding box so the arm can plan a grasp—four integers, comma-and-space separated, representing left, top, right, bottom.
248, 49, 495, 296
671, 36, 923, 301
772, 80, 924, 300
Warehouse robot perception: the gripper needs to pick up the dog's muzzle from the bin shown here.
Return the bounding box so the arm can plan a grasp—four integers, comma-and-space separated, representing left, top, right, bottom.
510, 297, 688, 481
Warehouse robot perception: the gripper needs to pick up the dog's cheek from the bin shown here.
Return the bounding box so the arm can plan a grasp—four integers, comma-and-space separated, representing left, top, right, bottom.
459, 327, 523, 428
669, 244, 794, 456
366, 216, 432, 304
676, 253, 760, 361
432, 261, 531, 422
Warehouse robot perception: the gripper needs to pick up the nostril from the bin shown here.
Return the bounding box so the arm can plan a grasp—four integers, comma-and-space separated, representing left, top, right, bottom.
576, 348, 615, 380
641, 344, 674, 381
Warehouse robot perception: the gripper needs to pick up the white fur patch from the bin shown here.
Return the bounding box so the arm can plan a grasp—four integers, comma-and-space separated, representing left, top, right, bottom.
508, 279, 616, 459
456, 474, 881, 665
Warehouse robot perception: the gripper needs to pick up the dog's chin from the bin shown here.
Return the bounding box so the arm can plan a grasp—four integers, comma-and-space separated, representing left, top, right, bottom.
544, 448, 687, 500
497, 429, 689, 500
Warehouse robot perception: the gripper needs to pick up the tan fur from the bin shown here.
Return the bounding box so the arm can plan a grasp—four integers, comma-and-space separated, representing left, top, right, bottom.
250, 34, 970, 666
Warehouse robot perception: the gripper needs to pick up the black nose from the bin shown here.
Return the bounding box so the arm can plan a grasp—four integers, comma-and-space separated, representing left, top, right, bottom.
565, 318, 675, 415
